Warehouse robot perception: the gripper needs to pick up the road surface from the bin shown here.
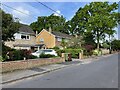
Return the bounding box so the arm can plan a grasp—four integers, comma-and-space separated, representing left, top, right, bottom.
3, 54, 118, 88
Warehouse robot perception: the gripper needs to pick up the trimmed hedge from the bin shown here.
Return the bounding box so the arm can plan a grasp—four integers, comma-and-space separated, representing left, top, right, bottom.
56, 49, 82, 58
2, 49, 38, 61
39, 53, 56, 58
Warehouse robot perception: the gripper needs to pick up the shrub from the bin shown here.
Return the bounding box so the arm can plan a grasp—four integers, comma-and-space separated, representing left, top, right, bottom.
39, 53, 55, 58
2, 49, 37, 61
93, 49, 102, 56
0, 56, 4, 62
56, 49, 82, 58
13, 50, 23, 60
52, 46, 60, 50
56, 49, 65, 56
29, 55, 38, 59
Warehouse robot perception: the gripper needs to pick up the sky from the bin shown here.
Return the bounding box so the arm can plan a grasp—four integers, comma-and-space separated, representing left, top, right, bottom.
1, 1, 119, 39
2, 2, 89, 25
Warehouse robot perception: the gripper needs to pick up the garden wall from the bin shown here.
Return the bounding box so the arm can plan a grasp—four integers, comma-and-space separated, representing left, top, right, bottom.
2, 58, 64, 73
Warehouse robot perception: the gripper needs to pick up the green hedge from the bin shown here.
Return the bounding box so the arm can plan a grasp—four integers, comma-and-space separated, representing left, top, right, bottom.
39, 53, 56, 58
2, 49, 38, 61
56, 49, 82, 58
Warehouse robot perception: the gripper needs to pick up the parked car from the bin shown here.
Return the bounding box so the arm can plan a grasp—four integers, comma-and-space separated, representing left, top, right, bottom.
31, 49, 58, 57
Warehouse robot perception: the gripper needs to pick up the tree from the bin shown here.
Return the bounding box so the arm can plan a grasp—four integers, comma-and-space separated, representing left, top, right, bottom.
67, 35, 84, 49
30, 14, 66, 33
60, 39, 67, 49
1, 10, 20, 42
69, 2, 119, 51
111, 39, 120, 51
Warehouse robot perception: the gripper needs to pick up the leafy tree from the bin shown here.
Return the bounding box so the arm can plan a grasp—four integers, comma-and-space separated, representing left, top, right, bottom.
111, 39, 120, 51
67, 35, 84, 49
83, 32, 96, 47
30, 14, 66, 33
60, 39, 67, 49
1, 10, 20, 42
68, 2, 119, 51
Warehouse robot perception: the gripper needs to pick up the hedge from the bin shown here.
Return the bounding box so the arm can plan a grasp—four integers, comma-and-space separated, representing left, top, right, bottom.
56, 49, 82, 58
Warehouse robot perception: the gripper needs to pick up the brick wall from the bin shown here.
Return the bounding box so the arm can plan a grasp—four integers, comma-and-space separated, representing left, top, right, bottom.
2, 58, 64, 73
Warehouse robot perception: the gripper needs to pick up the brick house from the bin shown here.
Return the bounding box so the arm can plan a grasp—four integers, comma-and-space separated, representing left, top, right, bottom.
5, 24, 46, 50
36, 28, 71, 48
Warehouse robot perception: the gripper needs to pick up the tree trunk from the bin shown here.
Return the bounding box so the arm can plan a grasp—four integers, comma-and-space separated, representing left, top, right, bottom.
109, 34, 112, 54
97, 37, 100, 56
97, 35, 100, 51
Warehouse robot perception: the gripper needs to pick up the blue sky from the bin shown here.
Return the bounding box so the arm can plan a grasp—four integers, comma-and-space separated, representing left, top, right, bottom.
2, 2, 89, 25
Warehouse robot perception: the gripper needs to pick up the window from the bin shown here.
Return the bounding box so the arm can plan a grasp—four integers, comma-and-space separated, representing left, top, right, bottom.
40, 38, 44, 43
21, 35, 30, 40
27, 36, 30, 39
57, 37, 62, 41
43, 50, 52, 52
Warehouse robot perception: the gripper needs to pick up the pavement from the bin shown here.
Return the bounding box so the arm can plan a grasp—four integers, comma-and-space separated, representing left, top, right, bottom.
1, 53, 115, 85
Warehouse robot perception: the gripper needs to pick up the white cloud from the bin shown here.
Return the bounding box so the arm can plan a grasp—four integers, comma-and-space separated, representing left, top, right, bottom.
7, 2, 41, 25
53, 10, 61, 16
11, 7, 31, 24
12, 7, 30, 17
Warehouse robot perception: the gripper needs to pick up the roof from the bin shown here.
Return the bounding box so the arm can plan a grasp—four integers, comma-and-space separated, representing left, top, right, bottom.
18, 24, 35, 35
51, 31, 71, 39
37, 29, 72, 39
13, 44, 45, 47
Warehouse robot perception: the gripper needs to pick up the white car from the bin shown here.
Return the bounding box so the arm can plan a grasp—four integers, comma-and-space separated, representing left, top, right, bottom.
32, 49, 58, 57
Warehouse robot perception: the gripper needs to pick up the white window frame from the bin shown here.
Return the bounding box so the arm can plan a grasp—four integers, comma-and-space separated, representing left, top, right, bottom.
57, 37, 62, 42
40, 38, 44, 43
21, 34, 30, 40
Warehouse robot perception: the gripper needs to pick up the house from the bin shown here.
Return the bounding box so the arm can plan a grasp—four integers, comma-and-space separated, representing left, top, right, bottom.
5, 24, 46, 51
36, 28, 71, 48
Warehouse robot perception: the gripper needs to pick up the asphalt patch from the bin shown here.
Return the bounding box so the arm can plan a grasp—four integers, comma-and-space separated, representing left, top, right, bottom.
28, 67, 45, 72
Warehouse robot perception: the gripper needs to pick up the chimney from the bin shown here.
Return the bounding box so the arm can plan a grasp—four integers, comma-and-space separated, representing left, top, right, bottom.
36, 30, 38, 36
49, 27, 52, 33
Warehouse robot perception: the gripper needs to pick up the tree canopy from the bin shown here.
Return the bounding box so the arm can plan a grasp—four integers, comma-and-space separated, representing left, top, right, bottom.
1, 10, 20, 42
65, 2, 120, 50
30, 14, 66, 33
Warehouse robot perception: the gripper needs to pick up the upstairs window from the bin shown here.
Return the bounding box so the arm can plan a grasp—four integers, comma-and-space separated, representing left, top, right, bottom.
40, 38, 44, 43
21, 35, 30, 40
57, 37, 62, 42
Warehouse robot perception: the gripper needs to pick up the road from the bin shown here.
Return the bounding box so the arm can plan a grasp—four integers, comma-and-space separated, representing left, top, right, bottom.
3, 54, 118, 88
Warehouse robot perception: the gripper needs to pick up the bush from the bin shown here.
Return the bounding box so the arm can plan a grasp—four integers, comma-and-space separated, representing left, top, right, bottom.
39, 53, 55, 58
13, 50, 23, 60
0, 56, 4, 62
56, 49, 65, 56
2, 49, 38, 61
29, 55, 38, 59
52, 46, 60, 50
56, 49, 82, 58
93, 49, 102, 56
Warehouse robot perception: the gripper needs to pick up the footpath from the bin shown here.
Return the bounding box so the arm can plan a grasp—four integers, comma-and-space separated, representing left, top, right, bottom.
2, 54, 114, 84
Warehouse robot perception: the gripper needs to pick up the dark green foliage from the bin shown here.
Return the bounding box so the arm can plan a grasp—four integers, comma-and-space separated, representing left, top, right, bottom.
52, 46, 60, 51
56, 49, 65, 56
12, 50, 24, 60
2, 48, 37, 61
66, 2, 119, 50
56, 49, 82, 58
30, 14, 66, 33
1, 10, 20, 42
29, 55, 38, 59
39, 53, 55, 58
111, 39, 120, 51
